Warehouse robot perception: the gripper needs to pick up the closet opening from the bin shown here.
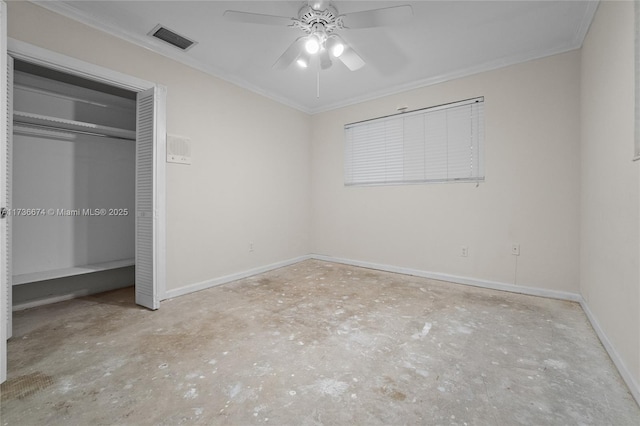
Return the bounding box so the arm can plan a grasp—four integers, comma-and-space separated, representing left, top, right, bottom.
1, 39, 165, 384
11, 59, 137, 310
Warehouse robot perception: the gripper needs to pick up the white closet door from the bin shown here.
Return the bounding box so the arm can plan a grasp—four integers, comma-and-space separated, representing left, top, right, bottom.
135, 87, 159, 310
0, 0, 8, 384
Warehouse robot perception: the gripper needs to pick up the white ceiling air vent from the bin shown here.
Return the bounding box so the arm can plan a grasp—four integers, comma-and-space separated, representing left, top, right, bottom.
148, 24, 197, 51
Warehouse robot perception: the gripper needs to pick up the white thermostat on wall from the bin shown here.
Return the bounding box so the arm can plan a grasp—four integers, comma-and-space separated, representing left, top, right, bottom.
167, 134, 191, 165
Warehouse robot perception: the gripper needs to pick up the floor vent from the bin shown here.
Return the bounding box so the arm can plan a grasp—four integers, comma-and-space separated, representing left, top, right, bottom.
149, 25, 197, 51
1, 372, 54, 400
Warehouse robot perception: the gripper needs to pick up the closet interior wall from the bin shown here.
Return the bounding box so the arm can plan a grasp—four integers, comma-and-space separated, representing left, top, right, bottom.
11, 61, 136, 308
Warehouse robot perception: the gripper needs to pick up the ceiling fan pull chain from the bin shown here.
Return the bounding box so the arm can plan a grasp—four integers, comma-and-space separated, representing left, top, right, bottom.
317, 70, 320, 98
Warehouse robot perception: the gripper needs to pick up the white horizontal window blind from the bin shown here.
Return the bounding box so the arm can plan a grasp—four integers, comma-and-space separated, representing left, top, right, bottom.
344, 97, 485, 186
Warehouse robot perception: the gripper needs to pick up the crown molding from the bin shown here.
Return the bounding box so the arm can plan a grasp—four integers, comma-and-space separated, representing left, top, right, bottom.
309, 43, 582, 114
308, 2, 599, 114
31, 0, 598, 116
30, 1, 313, 114
573, 0, 599, 48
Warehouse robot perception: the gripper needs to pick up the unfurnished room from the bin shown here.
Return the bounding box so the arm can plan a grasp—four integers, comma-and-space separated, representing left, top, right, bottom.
0, 0, 639, 424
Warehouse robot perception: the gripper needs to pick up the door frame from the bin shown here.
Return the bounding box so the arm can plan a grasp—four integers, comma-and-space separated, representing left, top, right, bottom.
5, 38, 167, 304
0, 37, 167, 380
1, 0, 7, 384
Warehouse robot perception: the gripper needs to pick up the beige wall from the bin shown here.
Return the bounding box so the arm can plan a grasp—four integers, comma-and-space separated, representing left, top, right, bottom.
7, 1, 311, 294
580, 1, 640, 387
7, 0, 638, 399
311, 51, 581, 294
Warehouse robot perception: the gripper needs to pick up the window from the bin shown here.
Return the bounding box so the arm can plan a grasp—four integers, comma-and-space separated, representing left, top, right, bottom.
344, 97, 484, 186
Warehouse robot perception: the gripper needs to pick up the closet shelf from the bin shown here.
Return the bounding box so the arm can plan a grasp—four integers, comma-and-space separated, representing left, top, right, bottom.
13, 111, 136, 141
13, 258, 135, 286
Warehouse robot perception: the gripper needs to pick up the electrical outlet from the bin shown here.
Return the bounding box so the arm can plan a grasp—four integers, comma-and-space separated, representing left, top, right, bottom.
511, 244, 520, 256
249, 242, 254, 252
461, 246, 468, 257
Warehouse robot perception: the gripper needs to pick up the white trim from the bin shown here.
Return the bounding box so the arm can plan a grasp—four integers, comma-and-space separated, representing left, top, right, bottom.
154, 85, 167, 302
573, 1, 599, 48
579, 298, 640, 406
12, 270, 135, 311
12, 290, 103, 312
0, 0, 7, 385
164, 253, 581, 303
6, 39, 167, 306
29, 1, 311, 114
158, 251, 639, 406
635, 0, 640, 159
13, 293, 78, 311
30, 0, 597, 116
311, 254, 640, 405
312, 44, 583, 114
8, 39, 151, 92
164, 255, 311, 300
310, 254, 582, 302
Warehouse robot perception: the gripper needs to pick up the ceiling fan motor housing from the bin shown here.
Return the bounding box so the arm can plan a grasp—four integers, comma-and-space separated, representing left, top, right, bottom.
294, 4, 343, 35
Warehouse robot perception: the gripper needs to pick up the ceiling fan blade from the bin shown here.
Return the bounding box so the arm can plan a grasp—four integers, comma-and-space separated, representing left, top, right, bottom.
337, 46, 365, 71
320, 49, 332, 70
341, 5, 413, 29
223, 10, 293, 26
273, 37, 306, 70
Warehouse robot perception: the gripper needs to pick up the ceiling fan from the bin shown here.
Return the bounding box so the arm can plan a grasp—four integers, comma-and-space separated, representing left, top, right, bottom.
223, 1, 413, 72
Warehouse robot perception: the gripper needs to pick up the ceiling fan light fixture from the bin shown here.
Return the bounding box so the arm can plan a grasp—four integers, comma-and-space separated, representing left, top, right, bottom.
305, 35, 320, 54
326, 37, 344, 57
226, 2, 415, 75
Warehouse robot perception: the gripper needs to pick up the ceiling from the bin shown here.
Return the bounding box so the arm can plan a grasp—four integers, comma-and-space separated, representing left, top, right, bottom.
34, 1, 598, 114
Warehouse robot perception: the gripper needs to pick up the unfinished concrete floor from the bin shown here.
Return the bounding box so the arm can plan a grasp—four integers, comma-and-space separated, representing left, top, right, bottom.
1, 260, 639, 425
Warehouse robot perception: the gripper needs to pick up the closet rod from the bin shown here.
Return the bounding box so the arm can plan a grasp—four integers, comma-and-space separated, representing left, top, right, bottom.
13, 121, 136, 142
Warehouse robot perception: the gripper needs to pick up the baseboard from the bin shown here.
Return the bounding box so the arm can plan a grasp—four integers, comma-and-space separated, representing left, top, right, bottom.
18, 252, 635, 406
13, 293, 77, 311
311, 253, 638, 406
163, 255, 312, 300
310, 254, 582, 302
13, 288, 119, 311
13, 267, 134, 311
579, 298, 640, 406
